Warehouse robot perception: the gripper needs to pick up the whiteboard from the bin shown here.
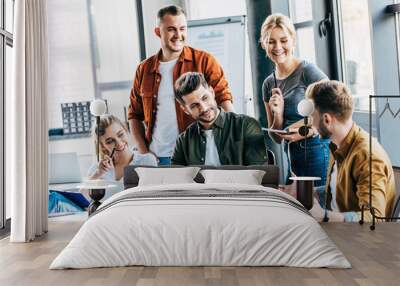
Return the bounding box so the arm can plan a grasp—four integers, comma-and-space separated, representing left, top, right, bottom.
187, 16, 246, 114
376, 96, 400, 167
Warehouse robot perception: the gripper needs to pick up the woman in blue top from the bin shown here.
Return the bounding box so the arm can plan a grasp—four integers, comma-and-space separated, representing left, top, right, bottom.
260, 13, 330, 187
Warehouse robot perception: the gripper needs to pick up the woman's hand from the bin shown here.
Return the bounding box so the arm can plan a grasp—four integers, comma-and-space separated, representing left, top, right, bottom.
92, 155, 115, 179
278, 128, 303, 142
278, 127, 316, 142
269, 88, 284, 116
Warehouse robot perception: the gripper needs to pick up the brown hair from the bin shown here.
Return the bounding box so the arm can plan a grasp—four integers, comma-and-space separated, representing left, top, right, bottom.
157, 5, 186, 25
260, 13, 296, 50
306, 80, 354, 122
93, 114, 128, 158
174, 72, 209, 104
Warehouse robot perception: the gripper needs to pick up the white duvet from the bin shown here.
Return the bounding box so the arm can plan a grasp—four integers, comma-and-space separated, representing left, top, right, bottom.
50, 183, 351, 269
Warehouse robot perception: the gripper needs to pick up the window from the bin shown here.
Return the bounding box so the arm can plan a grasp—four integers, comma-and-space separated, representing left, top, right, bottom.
47, 0, 142, 210
48, 0, 141, 129
289, 0, 316, 64
338, 0, 375, 111
5, 0, 13, 33
185, 0, 246, 20
185, 0, 254, 116
392, 1, 400, 90
1, 0, 14, 231
88, 0, 141, 121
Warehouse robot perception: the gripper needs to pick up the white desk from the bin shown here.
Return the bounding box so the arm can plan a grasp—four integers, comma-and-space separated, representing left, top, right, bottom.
48, 183, 81, 193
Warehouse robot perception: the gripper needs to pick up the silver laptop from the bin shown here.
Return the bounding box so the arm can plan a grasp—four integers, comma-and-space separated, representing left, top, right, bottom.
48, 152, 82, 184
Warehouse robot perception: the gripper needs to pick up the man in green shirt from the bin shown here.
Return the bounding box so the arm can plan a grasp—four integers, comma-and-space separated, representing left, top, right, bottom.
171, 72, 268, 166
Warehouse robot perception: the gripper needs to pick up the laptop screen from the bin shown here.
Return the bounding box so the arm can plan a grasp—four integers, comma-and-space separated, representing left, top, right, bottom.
48, 152, 82, 184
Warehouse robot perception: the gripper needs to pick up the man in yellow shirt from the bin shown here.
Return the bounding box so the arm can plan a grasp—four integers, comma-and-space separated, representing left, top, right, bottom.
306, 80, 396, 222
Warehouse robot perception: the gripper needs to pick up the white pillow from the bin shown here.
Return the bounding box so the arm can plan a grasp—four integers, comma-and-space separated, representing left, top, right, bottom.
200, 169, 266, 185
136, 167, 201, 186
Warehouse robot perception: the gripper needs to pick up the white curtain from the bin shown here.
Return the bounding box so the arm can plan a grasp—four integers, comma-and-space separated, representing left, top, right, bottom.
9, 0, 48, 242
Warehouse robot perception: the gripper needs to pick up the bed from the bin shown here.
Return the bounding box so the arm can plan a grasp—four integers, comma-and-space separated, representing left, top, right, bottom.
50, 165, 350, 269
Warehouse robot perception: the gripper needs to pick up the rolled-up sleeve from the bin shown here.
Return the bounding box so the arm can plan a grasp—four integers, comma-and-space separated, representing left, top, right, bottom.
128, 65, 145, 121
203, 53, 233, 105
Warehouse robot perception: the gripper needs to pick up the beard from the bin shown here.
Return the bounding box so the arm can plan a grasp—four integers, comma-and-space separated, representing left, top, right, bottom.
198, 105, 218, 124
318, 117, 332, 139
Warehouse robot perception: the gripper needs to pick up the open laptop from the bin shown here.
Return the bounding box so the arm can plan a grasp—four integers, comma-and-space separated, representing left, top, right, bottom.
48, 152, 90, 209
48, 152, 82, 184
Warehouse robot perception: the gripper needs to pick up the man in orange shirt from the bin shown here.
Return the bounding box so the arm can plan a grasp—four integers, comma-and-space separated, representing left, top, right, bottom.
128, 5, 234, 165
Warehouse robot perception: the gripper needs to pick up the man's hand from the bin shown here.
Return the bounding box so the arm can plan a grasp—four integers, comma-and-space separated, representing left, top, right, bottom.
309, 198, 345, 222
278, 183, 296, 198
130, 119, 149, 154
147, 151, 160, 164
309, 198, 326, 221
220, 100, 235, 112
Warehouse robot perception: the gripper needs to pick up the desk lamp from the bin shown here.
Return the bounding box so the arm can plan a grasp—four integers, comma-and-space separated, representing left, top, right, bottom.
87, 99, 107, 215
90, 99, 107, 162
297, 98, 314, 137
289, 99, 320, 210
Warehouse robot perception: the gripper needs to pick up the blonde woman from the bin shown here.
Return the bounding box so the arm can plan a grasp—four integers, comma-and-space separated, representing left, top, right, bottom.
81, 115, 157, 199
88, 114, 157, 180
260, 13, 330, 188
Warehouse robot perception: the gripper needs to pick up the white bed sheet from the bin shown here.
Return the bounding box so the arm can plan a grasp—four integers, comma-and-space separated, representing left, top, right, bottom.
50, 183, 351, 269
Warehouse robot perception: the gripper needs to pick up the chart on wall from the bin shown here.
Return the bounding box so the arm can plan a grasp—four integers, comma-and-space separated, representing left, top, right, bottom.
187, 16, 246, 114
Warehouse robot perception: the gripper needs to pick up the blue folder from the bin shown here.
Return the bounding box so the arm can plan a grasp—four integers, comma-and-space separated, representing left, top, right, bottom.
49, 190, 90, 209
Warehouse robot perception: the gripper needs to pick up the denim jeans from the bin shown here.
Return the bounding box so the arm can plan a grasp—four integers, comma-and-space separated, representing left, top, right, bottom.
284, 136, 330, 187
158, 157, 171, 166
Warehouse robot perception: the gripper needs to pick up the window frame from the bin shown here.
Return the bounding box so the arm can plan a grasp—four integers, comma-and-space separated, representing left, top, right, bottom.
333, 0, 379, 136
1, 0, 13, 232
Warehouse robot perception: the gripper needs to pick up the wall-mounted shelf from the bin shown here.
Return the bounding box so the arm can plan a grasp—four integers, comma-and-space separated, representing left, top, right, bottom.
49, 133, 91, 141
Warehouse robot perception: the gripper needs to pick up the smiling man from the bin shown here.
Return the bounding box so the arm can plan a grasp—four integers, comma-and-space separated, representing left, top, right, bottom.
172, 72, 267, 166
128, 5, 234, 165
306, 80, 396, 222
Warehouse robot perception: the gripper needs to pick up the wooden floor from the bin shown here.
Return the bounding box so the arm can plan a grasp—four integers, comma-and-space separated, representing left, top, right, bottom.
0, 214, 399, 286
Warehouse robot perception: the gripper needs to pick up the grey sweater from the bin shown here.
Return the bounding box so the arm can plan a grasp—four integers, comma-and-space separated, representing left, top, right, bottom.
262, 61, 328, 129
